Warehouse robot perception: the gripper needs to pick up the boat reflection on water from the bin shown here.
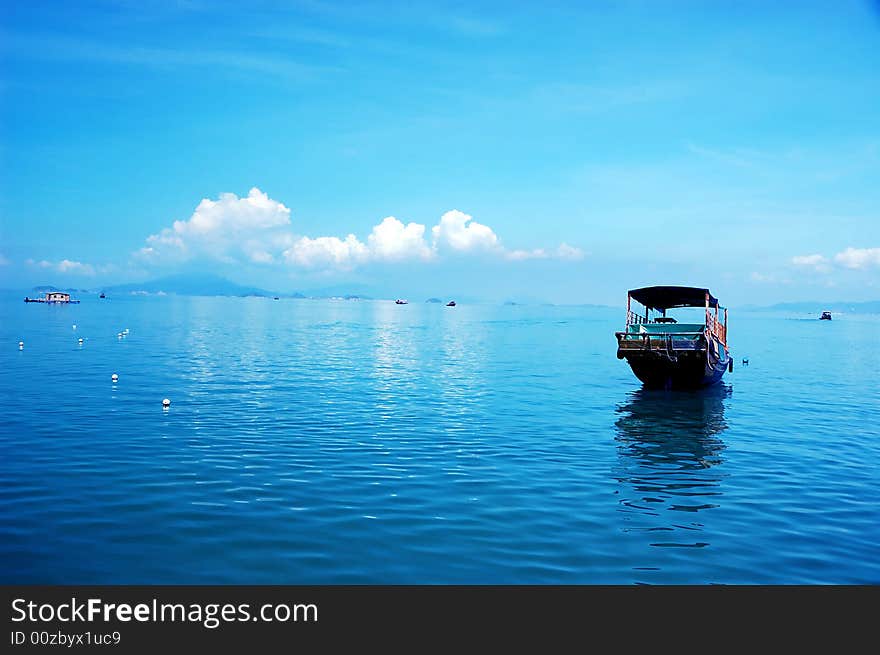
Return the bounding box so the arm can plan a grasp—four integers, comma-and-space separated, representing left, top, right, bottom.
613, 385, 730, 550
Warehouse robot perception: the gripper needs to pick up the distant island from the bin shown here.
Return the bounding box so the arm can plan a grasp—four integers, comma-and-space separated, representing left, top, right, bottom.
101, 273, 281, 297
425, 298, 442, 304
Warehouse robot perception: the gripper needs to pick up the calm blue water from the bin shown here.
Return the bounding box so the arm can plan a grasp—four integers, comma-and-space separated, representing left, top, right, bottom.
1, 294, 878, 584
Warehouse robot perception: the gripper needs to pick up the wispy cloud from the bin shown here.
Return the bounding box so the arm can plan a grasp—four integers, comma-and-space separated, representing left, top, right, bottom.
0, 32, 343, 81
25, 258, 107, 276
791, 247, 880, 272
791, 253, 830, 272
506, 244, 584, 261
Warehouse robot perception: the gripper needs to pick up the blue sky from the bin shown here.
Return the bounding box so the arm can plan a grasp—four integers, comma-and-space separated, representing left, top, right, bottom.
1, 0, 878, 305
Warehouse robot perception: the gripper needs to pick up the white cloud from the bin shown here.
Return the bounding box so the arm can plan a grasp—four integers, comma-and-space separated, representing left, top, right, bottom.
57, 259, 95, 275
139, 187, 292, 264
367, 216, 434, 261
791, 253, 830, 272
506, 248, 548, 261
283, 234, 369, 269
791, 254, 827, 266
26, 258, 97, 275
790, 247, 880, 272
506, 243, 584, 261
833, 247, 880, 270
248, 250, 275, 264
432, 210, 500, 253
134, 188, 582, 271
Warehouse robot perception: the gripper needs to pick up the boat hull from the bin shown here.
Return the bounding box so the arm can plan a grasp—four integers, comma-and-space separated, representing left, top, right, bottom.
619, 340, 729, 389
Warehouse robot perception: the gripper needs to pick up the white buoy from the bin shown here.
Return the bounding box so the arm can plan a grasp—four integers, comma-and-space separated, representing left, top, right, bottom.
162, 398, 171, 407
19, 341, 24, 350
72, 324, 77, 330
111, 373, 119, 382
78, 338, 84, 344
124, 328, 129, 334
118, 332, 123, 338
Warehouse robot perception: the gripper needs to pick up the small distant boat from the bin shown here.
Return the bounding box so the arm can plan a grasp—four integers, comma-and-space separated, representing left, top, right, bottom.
99, 292, 106, 299
273, 297, 279, 300
820, 311, 832, 320
446, 301, 456, 307
615, 286, 731, 389
395, 299, 408, 305
24, 291, 81, 305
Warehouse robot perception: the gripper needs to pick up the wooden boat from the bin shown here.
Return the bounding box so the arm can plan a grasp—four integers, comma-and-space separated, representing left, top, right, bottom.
99, 292, 106, 298
24, 291, 81, 304
615, 286, 730, 389
446, 301, 456, 307
395, 299, 408, 305
820, 311, 832, 320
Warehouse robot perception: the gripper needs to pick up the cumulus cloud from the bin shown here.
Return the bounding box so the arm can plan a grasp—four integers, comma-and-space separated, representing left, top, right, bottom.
432, 210, 500, 253
833, 247, 880, 270
138, 187, 292, 263
283, 234, 368, 269
367, 216, 434, 261
134, 188, 582, 271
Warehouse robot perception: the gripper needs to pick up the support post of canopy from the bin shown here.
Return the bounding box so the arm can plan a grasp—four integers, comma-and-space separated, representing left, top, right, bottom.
705, 291, 710, 328
626, 293, 631, 326
724, 307, 728, 346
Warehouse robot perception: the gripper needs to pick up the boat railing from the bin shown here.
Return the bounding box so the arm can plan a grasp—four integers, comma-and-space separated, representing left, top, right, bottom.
625, 309, 645, 326
706, 312, 726, 345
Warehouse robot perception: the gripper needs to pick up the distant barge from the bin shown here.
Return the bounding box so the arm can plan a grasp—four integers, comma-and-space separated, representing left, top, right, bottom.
24, 292, 80, 304
615, 286, 731, 389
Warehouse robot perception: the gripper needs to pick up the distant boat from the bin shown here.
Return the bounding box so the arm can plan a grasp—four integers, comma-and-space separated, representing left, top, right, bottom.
24, 291, 81, 305
446, 301, 456, 307
99, 292, 106, 299
273, 297, 279, 300
615, 286, 731, 389
820, 311, 832, 320
395, 299, 408, 305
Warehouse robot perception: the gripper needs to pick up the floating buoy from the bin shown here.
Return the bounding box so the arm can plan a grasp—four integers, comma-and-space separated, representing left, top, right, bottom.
72, 324, 77, 330
162, 398, 171, 407
742, 357, 749, 366
111, 373, 119, 382
118, 332, 123, 338
78, 338, 84, 344
18, 341, 24, 350
124, 328, 129, 334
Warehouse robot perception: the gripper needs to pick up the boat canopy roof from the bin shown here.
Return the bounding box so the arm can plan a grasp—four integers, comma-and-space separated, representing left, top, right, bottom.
629, 286, 719, 310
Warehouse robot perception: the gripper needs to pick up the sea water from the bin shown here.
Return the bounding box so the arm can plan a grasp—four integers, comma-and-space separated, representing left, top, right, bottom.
1, 294, 878, 583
